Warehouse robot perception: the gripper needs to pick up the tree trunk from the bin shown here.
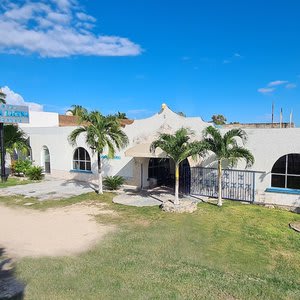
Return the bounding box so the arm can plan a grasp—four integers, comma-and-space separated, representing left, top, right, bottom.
174, 163, 179, 205
217, 159, 222, 207
97, 152, 103, 194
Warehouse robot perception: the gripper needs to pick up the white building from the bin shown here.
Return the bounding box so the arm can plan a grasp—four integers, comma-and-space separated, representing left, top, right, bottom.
20, 105, 300, 209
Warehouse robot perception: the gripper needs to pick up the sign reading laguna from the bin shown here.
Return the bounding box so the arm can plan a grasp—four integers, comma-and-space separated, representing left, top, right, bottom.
0, 104, 29, 124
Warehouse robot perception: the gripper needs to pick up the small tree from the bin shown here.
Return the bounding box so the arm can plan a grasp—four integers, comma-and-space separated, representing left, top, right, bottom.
177, 112, 186, 117
212, 114, 227, 125
69, 111, 129, 194
115, 112, 128, 119
202, 126, 254, 206
150, 128, 205, 205
4, 125, 30, 171
67, 105, 88, 117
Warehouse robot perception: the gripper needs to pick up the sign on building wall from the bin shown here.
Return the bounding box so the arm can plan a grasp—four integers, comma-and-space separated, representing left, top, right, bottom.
0, 104, 29, 124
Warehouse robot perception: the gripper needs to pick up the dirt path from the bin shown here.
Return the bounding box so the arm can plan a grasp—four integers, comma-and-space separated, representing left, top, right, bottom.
0, 202, 115, 258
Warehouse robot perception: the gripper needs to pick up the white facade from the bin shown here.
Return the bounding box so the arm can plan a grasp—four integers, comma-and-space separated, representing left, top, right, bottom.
20, 105, 300, 209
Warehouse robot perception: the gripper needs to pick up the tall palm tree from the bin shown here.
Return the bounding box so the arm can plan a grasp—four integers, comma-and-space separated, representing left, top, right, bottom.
69, 111, 129, 194
150, 128, 205, 205
202, 126, 254, 207
67, 105, 88, 117
0, 89, 6, 104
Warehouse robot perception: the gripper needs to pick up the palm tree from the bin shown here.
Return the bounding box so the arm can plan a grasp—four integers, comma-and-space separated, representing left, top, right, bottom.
202, 126, 254, 207
115, 112, 128, 119
150, 128, 205, 205
66, 105, 88, 117
4, 124, 30, 163
69, 111, 129, 194
0, 89, 6, 104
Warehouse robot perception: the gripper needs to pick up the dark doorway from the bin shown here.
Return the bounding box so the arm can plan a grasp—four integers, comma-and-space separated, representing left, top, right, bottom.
148, 158, 172, 186
148, 158, 190, 191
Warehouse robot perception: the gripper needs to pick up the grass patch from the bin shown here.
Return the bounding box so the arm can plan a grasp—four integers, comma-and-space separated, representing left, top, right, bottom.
0, 177, 35, 188
5, 194, 300, 299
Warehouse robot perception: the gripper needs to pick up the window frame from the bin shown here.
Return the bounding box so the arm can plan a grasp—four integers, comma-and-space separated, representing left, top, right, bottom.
73, 147, 91, 172
271, 154, 300, 189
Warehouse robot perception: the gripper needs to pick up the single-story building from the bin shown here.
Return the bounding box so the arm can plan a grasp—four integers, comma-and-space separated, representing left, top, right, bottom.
19, 104, 300, 209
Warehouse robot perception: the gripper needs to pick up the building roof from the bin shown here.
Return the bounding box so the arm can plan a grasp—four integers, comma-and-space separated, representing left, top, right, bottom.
58, 115, 134, 127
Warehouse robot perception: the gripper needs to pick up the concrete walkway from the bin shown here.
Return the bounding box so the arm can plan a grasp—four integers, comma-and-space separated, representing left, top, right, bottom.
0, 178, 97, 201
113, 187, 194, 207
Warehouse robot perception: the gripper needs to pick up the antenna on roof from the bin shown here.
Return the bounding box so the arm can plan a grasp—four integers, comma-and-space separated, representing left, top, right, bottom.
280, 108, 283, 128
271, 102, 274, 127
290, 109, 293, 128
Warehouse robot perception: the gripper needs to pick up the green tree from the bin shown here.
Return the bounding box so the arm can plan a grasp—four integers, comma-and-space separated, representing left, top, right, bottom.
115, 112, 128, 119
67, 105, 88, 117
0, 89, 6, 104
150, 128, 205, 205
69, 111, 129, 194
4, 125, 30, 164
177, 112, 186, 117
202, 126, 254, 206
212, 114, 227, 125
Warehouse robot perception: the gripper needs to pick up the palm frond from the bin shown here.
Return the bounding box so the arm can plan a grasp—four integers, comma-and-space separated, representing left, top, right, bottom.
227, 147, 255, 168
223, 128, 247, 146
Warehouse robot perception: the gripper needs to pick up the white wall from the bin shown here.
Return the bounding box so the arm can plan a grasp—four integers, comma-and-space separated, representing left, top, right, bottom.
20, 111, 59, 128
22, 106, 300, 207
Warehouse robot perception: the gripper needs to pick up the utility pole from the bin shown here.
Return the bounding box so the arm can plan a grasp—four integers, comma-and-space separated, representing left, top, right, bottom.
0, 88, 6, 182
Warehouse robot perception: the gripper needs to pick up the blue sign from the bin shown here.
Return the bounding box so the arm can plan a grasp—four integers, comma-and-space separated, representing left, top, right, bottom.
101, 155, 121, 160
0, 104, 29, 124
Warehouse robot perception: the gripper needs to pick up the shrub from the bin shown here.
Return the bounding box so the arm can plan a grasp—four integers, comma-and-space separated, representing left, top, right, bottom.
12, 159, 32, 176
26, 166, 44, 180
103, 175, 125, 190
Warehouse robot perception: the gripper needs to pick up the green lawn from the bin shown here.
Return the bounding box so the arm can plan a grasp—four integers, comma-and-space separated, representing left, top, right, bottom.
6, 193, 300, 299
0, 177, 35, 188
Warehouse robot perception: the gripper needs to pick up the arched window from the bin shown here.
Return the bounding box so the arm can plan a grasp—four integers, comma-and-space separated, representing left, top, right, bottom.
73, 147, 91, 171
271, 154, 300, 189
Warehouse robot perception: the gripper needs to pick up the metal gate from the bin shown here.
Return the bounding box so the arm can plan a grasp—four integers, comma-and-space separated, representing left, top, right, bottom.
184, 167, 256, 202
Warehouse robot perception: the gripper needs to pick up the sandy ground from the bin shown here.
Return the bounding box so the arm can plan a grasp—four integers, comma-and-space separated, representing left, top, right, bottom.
0, 202, 115, 258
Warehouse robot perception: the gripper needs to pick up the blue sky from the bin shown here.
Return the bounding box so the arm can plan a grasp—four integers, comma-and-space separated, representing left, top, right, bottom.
0, 0, 300, 124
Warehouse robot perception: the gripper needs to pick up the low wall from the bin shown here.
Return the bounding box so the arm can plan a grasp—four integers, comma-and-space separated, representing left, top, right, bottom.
49, 169, 98, 183
255, 190, 300, 208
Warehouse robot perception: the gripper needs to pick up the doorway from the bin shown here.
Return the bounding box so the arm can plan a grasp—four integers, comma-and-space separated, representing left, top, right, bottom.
41, 146, 51, 174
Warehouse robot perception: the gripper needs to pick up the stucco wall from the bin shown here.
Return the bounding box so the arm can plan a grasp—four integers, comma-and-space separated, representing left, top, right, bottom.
20, 111, 59, 128
22, 107, 300, 207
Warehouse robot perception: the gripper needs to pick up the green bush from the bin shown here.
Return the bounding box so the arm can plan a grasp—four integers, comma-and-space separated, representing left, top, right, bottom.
12, 159, 32, 176
26, 166, 44, 180
103, 175, 125, 190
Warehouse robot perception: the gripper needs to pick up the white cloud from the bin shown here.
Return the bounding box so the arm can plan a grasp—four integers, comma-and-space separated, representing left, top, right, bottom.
268, 80, 288, 87
0, 0, 142, 57
223, 59, 231, 64
76, 12, 96, 22
286, 83, 297, 89
258, 87, 275, 94
223, 53, 243, 64
1, 86, 43, 111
